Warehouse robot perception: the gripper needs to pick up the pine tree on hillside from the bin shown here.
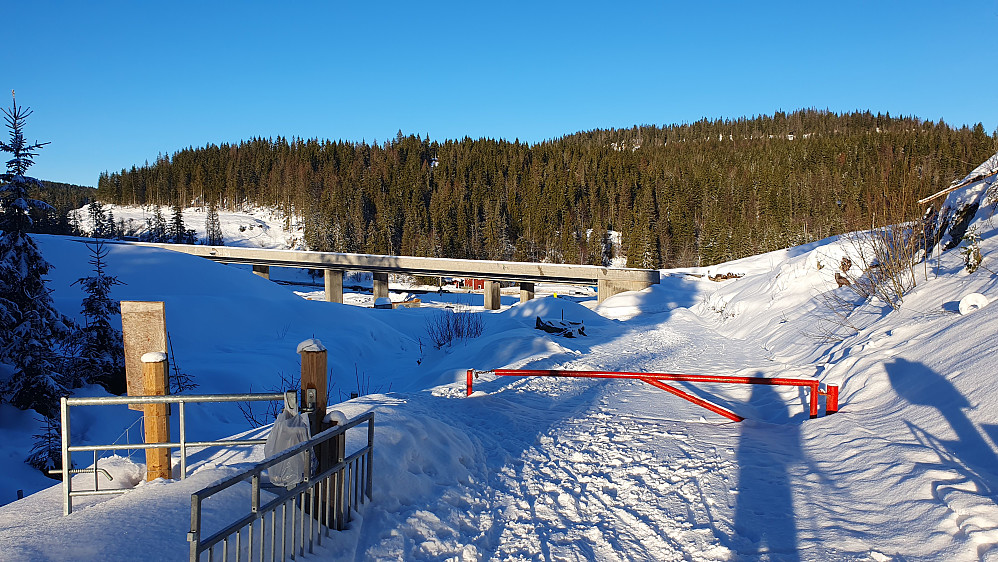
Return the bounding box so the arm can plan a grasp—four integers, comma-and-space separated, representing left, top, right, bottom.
88, 200, 115, 238
0, 93, 71, 418
205, 203, 223, 245
69, 239, 125, 393
168, 202, 185, 243
144, 205, 167, 242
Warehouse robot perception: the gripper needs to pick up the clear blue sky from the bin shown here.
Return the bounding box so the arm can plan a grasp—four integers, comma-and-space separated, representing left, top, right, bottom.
5, 0, 997, 187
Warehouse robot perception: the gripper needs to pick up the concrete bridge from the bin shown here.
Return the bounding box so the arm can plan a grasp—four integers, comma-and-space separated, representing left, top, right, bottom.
119, 242, 660, 309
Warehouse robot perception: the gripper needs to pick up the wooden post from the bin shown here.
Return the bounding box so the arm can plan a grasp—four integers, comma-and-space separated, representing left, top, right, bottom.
120, 301, 167, 411
252, 264, 270, 280
298, 340, 328, 436
141, 352, 171, 481
298, 339, 331, 522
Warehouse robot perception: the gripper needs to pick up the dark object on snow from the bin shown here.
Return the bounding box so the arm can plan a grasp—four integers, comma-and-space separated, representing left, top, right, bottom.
535, 316, 586, 338
834, 272, 851, 287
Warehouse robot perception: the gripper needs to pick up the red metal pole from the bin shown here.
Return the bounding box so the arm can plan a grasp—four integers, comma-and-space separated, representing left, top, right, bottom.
640, 378, 744, 422
466, 369, 473, 396
492, 369, 818, 389
826, 385, 839, 414
809, 381, 819, 419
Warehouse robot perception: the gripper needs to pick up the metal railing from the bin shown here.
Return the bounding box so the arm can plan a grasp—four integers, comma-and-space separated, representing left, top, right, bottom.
188, 412, 374, 562
59, 392, 290, 515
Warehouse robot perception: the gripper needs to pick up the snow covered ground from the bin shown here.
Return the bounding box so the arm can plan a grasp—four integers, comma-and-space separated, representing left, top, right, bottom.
3, 167, 998, 560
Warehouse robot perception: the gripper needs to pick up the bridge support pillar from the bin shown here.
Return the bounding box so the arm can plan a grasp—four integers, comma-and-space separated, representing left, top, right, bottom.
324, 269, 343, 304
519, 282, 535, 303
484, 280, 501, 310
597, 279, 654, 303
252, 264, 270, 280
373, 272, 389, 301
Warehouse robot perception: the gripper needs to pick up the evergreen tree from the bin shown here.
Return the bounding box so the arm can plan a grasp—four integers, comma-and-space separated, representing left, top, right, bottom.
88, 200, 114, 238
0, 93, 71, 418
69, 239, 125, 393
168, 202, 185, 243
145, 205, 167, 242
26, 415, 62, 472
205, 203, 223, 245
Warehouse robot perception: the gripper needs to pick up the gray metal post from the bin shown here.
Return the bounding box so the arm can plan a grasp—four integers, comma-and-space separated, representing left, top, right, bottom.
61, 397, 71, 515
179, 401, 187, 479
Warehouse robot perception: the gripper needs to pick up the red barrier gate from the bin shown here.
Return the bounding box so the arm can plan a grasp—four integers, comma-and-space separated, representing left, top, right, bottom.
466, 368, 839, 422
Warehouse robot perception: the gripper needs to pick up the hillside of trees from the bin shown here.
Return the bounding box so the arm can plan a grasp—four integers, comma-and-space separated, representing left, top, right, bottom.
26, 180, 95, 235
94, 109, 996, 268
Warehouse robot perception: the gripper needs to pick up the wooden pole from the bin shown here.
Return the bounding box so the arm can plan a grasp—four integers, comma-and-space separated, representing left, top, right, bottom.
141, 352, 171, 481
298, 340, 328, 437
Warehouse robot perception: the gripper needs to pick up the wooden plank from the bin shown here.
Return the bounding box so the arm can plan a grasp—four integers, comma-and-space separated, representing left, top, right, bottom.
120, 301, 168, 411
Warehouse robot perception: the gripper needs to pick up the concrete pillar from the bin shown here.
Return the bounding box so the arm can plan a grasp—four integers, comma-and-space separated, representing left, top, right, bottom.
324, 269, 343, 304
519, 282, 535, 303
484, 280, 501, 310
597, 279, 654, 303
252, 264, 270, 280
373, 272, 389, 301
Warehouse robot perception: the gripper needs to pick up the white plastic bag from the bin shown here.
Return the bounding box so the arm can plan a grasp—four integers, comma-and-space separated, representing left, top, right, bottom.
264, 408, 312, 488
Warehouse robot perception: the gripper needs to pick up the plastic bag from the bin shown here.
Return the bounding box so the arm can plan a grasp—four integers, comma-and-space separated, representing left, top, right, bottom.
264, 408, 312, 488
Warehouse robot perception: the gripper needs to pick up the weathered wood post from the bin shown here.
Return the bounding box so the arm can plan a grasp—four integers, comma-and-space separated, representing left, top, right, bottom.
298, 339, 328, 437
252, 264, 270, 279
141, 352, 171, 481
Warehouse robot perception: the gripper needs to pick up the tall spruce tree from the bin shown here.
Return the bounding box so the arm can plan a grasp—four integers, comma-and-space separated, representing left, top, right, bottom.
0, 93, 71, 418
205, 203, 223, 245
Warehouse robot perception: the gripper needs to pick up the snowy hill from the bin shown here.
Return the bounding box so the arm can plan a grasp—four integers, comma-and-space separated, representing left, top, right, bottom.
2, 157, 998, 559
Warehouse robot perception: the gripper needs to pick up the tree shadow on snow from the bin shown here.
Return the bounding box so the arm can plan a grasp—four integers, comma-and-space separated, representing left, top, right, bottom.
885, 358, 998, 494
732, 383, 802, 560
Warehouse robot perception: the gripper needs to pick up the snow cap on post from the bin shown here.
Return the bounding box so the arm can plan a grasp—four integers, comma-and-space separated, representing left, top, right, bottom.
141, 351, 168, 363
297, 338, 326, 353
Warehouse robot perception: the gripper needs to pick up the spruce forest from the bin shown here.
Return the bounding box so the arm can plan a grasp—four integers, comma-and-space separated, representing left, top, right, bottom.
96, 110, 997, 268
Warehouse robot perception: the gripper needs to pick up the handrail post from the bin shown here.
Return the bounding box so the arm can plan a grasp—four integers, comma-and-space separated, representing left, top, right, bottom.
179, 401, 187, 479
61, 397, 72, 515
366, 416, 374, 501
188, 493, 201, 561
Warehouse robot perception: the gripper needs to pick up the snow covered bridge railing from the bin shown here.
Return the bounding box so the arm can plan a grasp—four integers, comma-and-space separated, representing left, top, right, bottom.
466, 369, 839, 421
188, 412, 374, 562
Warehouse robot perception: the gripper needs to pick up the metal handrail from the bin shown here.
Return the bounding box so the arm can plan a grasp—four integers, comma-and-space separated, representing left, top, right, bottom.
60, 392, 289, 515
189, 412, 375, 561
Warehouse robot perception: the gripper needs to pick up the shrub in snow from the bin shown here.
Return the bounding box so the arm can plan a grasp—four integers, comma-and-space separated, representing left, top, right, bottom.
425, 309, 484, 349
960, 228, 983, 273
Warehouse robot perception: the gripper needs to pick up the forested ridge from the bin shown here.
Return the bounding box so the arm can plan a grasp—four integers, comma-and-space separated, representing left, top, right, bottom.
95, 109, 996, 268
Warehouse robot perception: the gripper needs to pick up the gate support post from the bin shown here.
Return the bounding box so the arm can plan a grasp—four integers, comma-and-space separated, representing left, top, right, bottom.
142, 352, 171, 481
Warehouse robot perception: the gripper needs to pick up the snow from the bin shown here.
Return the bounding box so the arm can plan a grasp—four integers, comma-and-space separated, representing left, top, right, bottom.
296, 338, 326, 353
3, 165, 998, 560
959, 292, 989, 315
140, 351, 168, 363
